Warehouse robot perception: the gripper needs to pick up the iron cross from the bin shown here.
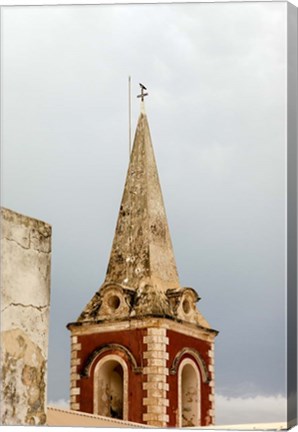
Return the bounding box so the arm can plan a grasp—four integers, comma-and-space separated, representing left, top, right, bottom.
137, 83, 148, 101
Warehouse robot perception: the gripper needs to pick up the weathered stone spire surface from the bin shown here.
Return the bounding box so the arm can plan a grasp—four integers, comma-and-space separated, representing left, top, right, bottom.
104, 106, 180, 292
76, 103, 211, 329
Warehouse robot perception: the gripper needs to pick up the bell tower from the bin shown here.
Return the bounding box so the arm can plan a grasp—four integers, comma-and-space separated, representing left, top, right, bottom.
67, 93, 218, 427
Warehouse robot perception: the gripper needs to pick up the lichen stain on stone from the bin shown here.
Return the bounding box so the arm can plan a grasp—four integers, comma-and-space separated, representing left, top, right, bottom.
103, 113, 180, 292
1, 207, 51, 253
1, 328, 46, 425
133, 284, 170, 316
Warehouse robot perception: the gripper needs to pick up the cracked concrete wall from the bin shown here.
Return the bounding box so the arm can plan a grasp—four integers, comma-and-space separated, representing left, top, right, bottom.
0, 208, 51, 425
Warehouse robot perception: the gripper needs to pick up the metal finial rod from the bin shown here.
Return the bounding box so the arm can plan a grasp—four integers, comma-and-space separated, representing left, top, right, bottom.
137, 83, 148, 102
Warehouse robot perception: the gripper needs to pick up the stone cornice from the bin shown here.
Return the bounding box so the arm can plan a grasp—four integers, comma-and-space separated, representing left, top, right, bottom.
67, 316, 218, 341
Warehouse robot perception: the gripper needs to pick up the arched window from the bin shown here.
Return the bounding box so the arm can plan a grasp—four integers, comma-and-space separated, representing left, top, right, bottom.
178, 358, 201, 427
93, 355, 128, 420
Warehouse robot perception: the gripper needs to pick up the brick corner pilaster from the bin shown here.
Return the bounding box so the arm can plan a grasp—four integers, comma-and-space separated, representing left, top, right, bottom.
208, 342, 215, 425
70, 334, 82, 411
142, 327, 170, 427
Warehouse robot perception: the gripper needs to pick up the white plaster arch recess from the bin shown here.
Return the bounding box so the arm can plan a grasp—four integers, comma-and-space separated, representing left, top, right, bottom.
93, 354, 128, 420
178, 358, 201, 427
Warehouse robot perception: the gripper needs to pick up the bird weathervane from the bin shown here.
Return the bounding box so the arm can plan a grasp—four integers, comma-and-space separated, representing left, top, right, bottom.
137, 83, 148, 101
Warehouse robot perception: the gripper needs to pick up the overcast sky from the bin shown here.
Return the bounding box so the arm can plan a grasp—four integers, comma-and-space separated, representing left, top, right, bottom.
1, 2, 288, 424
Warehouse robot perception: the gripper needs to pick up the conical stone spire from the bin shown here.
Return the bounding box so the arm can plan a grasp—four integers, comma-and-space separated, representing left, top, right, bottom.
76, 103, 210, 329
104, 107, 180, 292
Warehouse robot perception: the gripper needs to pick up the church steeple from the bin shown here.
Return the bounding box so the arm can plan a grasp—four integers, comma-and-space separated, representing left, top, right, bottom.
67, 91, 217, 427
76, 98, 211, 326
104, 103, 180, 293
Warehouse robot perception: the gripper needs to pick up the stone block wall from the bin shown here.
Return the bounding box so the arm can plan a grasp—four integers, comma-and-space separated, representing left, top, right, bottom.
0, 208, 51, 425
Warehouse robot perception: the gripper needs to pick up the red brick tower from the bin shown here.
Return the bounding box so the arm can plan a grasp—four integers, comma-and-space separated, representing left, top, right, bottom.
67, 99, 218, 427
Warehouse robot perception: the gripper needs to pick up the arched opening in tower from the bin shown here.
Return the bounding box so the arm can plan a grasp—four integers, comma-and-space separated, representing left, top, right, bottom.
180, 361, 201, 427
96, 359, 124, 419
